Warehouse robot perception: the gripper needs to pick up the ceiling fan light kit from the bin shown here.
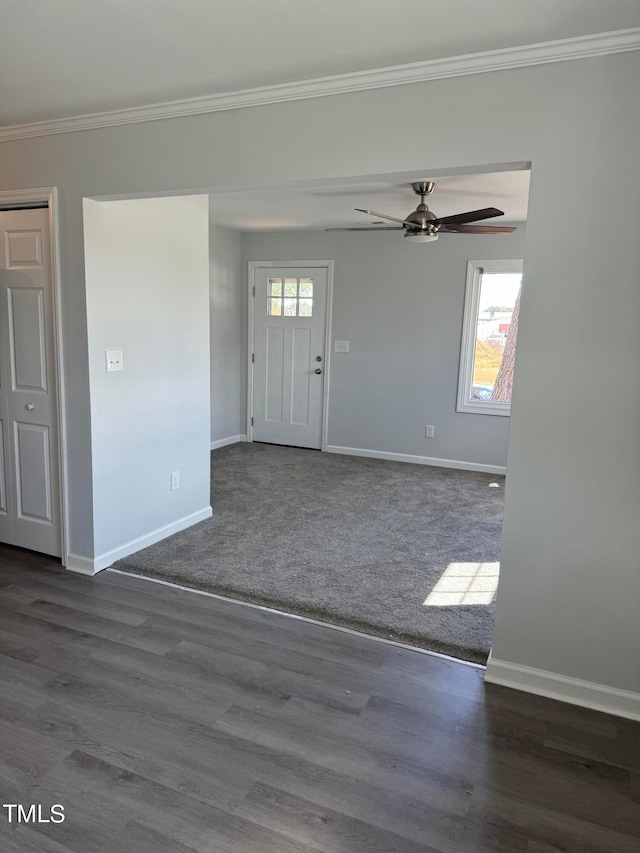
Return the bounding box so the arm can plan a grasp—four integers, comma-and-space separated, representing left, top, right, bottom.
331, 180, 517, 243
405, 232, 439, 243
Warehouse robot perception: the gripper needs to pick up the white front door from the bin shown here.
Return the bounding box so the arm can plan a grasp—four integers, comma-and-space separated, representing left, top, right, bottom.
0, 207, 62, 557
252, 266, 328, 449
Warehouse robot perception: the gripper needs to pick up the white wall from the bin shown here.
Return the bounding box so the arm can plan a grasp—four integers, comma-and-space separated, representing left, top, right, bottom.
2, 50, 639, 704
209, 223, 244, 444
83, 195, 211, 564
243, 227, 526, 470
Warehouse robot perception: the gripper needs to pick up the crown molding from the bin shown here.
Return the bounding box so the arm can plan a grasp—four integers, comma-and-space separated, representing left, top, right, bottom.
1, 27, 639, 143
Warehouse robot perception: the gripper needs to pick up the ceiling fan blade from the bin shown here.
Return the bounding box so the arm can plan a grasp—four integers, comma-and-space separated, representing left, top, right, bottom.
326, 226, 402, 232
355, 208, 416, 227
433, 207, 505, 226
439, 224, 517, 234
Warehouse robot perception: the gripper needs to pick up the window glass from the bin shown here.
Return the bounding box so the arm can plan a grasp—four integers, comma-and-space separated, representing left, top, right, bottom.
298, 298, 313, 317
267, 277, 313, 317
299, 279, 313, 297
268, 298, 282, 316
472, 273, 521, 402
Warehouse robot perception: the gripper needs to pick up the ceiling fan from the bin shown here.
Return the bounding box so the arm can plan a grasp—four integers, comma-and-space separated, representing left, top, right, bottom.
327, 181, 517, 242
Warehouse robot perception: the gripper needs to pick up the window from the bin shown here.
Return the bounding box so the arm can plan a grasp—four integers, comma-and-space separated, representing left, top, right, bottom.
457, 259, 523, 416
267, 277, 313, 317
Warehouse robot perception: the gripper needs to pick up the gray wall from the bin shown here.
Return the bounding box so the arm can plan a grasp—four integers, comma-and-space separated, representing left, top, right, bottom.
1, 51, 639, 696
209, 223, 244, 443
84, 196, 211, 559
243, 227, 526, 469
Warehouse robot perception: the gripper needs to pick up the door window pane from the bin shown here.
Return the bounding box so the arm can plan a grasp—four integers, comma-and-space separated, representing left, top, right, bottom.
266, 276, 313, 317
299, 279, 313, 297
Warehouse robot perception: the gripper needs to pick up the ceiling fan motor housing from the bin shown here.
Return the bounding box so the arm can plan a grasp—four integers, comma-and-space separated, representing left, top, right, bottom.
404, 181, 439, 234
405, 204, 438, 234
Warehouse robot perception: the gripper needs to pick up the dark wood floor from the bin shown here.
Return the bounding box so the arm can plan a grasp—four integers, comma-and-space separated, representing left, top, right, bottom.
0, 546, 639, 852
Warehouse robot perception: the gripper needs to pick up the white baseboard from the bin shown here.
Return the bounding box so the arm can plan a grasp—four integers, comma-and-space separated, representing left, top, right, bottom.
66, 553, 98, 576
65, 507, 213, 576
325, 445, 506, 475
485, 653, 640, 721
210, 434, 247, 450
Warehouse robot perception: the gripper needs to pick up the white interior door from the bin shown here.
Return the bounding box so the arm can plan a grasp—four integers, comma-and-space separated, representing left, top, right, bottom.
0, 207, 62, 557
252, 266, 328, 449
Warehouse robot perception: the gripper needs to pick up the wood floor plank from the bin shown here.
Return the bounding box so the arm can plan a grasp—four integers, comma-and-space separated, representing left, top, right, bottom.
20, 699, 254, 813
17, 599, 180, 654
141, 610, 386, 682
517, 760, 639, 837
164, 638, 372, 713
0, 822, 77, 853
543, 724, 640, 773
275, 691, 488, 784
0, 608, 105, 662
0, 716, 73, 790
0, 549, 638, 853
0, 623, 43, 663
36, 749, 326, 853
3, 579, 149, 626
165, 633, 378, 697
32, 642, 240, 727
113, 821, 206, 853
213, 702, 479, 803
236, 781, 448, 852
464, 786, 640, 853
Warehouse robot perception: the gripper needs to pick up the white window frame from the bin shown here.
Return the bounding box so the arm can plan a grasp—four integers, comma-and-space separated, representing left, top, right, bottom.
457, 258, 523, 416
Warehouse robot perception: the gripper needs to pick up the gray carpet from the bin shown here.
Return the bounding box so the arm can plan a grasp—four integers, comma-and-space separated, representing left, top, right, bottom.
113, 443, 505, 663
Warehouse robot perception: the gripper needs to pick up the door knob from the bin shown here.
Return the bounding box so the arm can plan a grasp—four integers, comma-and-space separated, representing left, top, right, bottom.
315, 355, 323, 362
314, 368, 322, 375
25, 403, 35, 411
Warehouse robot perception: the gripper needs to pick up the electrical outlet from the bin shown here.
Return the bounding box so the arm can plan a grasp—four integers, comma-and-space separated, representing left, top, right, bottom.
425, 425, 435, 438
171, 471, 180, 491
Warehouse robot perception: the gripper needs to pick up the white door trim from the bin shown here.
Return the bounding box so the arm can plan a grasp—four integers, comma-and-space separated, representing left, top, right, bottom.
0, 187, 68, 566
247, 260, 334, 452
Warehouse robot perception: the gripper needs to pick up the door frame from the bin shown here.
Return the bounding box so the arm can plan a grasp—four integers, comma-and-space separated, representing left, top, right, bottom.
0, 187, 69, 565
247, 260, 334, 451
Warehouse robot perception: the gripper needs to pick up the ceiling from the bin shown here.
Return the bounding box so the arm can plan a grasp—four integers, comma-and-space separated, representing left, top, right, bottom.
208, 169, 531, 231
2, 0, 640, 126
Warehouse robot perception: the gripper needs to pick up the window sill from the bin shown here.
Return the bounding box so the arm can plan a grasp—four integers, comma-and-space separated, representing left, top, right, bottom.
457, 401, 511, 416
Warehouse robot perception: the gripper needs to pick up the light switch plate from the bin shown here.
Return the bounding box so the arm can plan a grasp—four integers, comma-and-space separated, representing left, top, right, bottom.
105, 350, 124, 372
334, 340, 350, 353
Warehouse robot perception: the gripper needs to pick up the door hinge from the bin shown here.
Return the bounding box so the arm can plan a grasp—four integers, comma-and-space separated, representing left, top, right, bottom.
252, 286, 255, 297
251, 417, 254, 426
251, 353, 255, 363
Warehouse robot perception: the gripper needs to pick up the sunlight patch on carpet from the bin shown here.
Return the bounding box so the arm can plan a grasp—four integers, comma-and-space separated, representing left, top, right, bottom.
424, 561, 500, 606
